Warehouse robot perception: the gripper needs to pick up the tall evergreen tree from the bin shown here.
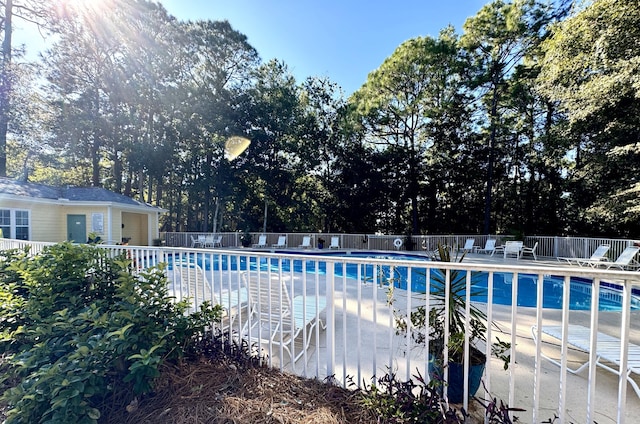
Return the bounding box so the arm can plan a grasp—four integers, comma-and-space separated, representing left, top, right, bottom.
460, 0, 551, 234
538, 0, 640, 236
1, 0, 54, 177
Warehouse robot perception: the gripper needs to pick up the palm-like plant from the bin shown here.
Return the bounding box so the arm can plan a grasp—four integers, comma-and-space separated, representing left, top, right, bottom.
393, 243, 511, 402
427, 244, 488, 364
395, 243, 508, 365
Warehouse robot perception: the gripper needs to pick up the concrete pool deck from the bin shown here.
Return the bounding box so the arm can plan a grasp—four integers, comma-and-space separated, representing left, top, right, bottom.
233, 252, 640, 423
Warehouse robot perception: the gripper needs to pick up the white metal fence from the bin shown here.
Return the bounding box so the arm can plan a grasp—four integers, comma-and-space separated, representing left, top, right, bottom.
2, 238, 640, 422
161, 232, 640, 259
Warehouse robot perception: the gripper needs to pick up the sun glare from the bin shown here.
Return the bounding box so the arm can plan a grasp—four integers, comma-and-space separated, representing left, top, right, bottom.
56, 0, 113, 20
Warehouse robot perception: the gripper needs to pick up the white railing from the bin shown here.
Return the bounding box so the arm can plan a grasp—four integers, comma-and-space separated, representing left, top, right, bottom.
2, 238, 640, 422
0, 238, 55, 254
162, 232, 505, 251
161, 232, 640, 259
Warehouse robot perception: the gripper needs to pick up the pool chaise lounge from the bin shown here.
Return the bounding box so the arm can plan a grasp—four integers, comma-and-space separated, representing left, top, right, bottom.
298, 236, 312, 248
272, 235, 287, 248
460, 238, 476, 253
577, 246, 640, 270
558, 244, 610, 266
169, 264, 248, 329
476, 239, 496, 254
532, 324, 640, 398
252, 234, 268, 248
242, 271, 326, 365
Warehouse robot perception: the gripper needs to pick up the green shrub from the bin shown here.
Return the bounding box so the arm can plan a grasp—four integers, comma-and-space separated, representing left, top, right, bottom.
0, 243, 221, 424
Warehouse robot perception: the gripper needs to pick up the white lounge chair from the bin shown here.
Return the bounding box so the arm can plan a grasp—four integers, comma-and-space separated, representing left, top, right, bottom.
170, 264, 247, 328
242, 271, 326, 364
170, 264, 213, 311
558, 244, 610, 265
329, 236, 340, 249
272, 235, 287, 248
476, 239, 496, 254
460, 238, 476, 253
252, 234, 267, 248
298, 236, 311, 249
521, 241, 538, 260
578, 246, 640, 270
532, 324, 640, 398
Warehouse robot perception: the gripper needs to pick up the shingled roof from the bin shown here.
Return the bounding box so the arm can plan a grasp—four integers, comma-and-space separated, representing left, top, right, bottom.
0, 178, 163, 211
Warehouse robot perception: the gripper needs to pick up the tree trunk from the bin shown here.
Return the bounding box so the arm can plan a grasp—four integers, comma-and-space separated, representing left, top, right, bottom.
113, 150, 122, 193
91, 89, 101, 186
0, 0, 13, 177
124, 170, 132, 197
263, 198, 268, 233
155, 178, 162, 206
91, 135, 101, 186
212, 197, 219, 234
483, 78, 499, 234
147, 176, 153, 204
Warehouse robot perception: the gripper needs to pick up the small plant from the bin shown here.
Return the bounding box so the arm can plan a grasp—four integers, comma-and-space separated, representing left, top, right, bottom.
354, 369, 468, 423
0, 243, 222, 423
240, 229, 252, 247
354, 368, 524, 423
86, 231, 103, 244
393, 243, 510, 401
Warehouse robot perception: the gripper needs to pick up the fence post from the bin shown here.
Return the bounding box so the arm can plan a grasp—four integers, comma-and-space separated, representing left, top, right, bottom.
326, 262, 335, 379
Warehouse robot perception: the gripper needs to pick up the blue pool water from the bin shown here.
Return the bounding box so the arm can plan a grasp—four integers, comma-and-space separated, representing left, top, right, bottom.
166, 251, 640, 311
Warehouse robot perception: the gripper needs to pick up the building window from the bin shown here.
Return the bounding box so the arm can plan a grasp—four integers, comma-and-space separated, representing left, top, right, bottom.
0, 210, 9, 238
0, 209, 30, 240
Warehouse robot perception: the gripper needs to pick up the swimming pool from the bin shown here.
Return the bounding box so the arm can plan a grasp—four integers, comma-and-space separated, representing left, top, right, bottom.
166, 251, 640, 311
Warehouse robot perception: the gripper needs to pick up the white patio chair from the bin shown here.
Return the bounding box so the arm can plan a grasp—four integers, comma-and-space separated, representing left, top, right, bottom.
203, 235, 216, 248
521, 241, 538, 260
329, 236, 340, 249
503, 241, 523, 259
191, 235, 204, 248
242, 271, 326, 364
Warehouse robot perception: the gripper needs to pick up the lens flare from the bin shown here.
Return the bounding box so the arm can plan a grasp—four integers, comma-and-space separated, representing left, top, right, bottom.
224, 136, 251, 161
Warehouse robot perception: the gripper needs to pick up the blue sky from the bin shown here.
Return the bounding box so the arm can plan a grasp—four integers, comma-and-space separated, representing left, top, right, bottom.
160, 0, 490, 95
13, 0, 490, 96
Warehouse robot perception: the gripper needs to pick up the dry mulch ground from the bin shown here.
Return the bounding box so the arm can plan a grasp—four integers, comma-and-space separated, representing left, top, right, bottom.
1, 340, 487, 423
102, 354, 379, 424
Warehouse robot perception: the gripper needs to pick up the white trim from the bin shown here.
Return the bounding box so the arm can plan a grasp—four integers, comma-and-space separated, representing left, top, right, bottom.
0, 193, 166, 213
147, 213, 153, 245
107, 206, 113, 243
0, 208, 31, 240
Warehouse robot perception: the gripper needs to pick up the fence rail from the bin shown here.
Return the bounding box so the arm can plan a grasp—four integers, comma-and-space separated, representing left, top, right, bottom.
161, 232, 640, 259
2, 238, 640, 422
